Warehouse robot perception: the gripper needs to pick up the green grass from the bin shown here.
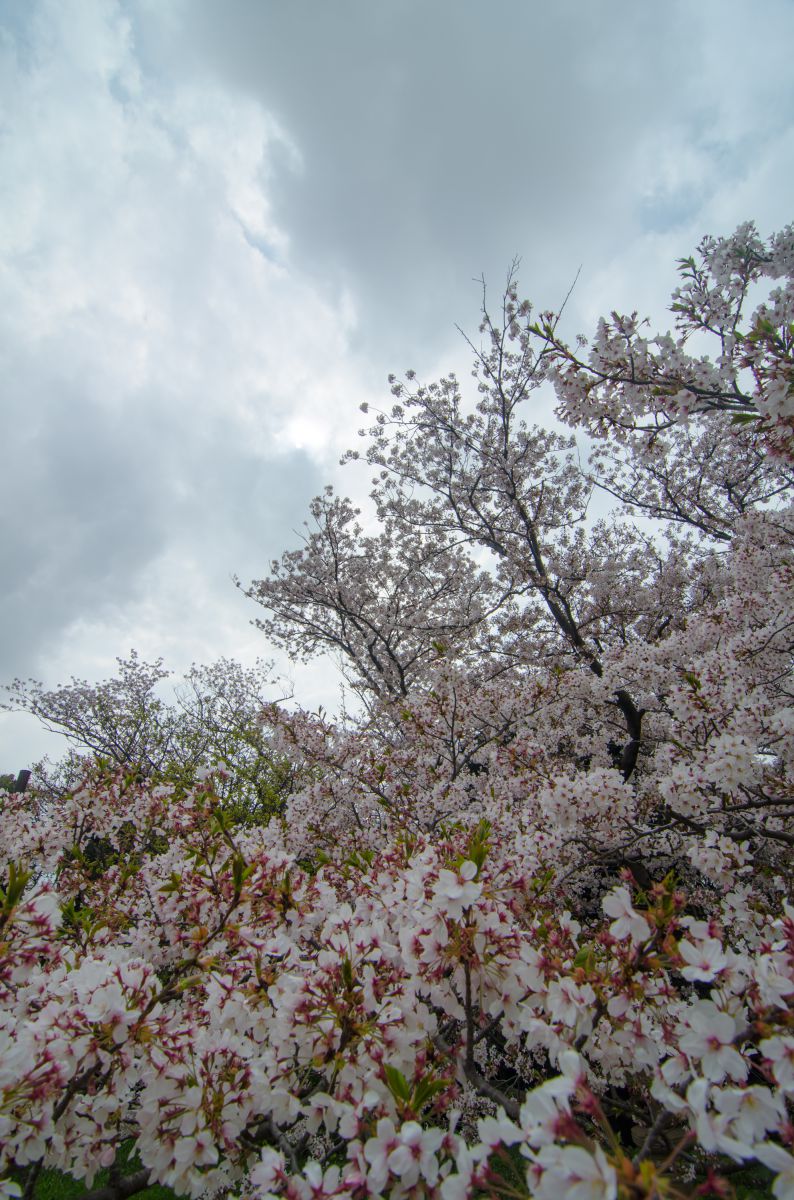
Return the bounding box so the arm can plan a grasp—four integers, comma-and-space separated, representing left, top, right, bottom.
730, 1163, 776, 1200
12, 1141, 777, 1199
26, 1169, 176, 1199
482, 1142, 776, 1200
13, 1140, 180, 1199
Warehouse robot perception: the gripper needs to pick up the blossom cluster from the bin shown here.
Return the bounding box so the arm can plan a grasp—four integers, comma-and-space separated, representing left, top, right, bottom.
544, 222, 794, 459
1, 749, 792, 1199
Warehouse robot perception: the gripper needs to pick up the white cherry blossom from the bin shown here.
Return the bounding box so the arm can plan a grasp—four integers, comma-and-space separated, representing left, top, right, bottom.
602, 885, 651, 945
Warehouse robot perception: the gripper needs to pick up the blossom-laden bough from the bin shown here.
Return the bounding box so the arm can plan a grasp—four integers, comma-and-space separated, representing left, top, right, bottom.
2, 223, 793, 1199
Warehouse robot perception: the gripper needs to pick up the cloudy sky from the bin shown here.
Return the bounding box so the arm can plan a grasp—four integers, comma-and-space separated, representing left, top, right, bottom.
1, 0, 793, 768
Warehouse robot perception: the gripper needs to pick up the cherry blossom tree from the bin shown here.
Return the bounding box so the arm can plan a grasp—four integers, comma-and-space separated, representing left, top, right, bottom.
540, 222, 794, 457
239, 489, 503, 704
1, 222, 792, 1200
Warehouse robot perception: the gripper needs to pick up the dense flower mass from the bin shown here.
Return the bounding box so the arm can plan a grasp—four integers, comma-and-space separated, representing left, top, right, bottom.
1, 224, 793, 1199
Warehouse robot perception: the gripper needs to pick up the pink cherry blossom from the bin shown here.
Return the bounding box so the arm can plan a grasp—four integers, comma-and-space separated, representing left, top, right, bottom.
678, 1002, 748, 1083
602, 885, 651, 945
432, 860, 482, 920
531, 1143, 617, 1200
754, 1143, 794, 1200
760, 1035, 794, 1093
678, 936, 730, 982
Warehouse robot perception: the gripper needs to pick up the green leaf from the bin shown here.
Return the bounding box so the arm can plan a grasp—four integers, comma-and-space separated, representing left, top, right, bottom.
412, 1076, 452, 1109
573, 944, 596, 972
730, 413, 760, 426
158, 871, 183, 895
231, 854, 251, 895
384, 1063, 411, 1102
2, 862, 32, 910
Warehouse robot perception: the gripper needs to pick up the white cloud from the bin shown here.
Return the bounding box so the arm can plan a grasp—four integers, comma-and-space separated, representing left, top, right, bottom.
0, 0, 377, 768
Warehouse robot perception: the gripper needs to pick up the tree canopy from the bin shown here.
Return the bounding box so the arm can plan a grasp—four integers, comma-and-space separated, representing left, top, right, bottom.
2, 222, 793, 1200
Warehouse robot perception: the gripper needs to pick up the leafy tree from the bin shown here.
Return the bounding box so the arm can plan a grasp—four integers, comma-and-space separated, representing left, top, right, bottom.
4, 654, 295, 825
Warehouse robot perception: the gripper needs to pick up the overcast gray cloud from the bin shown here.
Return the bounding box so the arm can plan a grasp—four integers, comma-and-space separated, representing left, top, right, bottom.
1, 0, 792, 767
166, 0, 794, 355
